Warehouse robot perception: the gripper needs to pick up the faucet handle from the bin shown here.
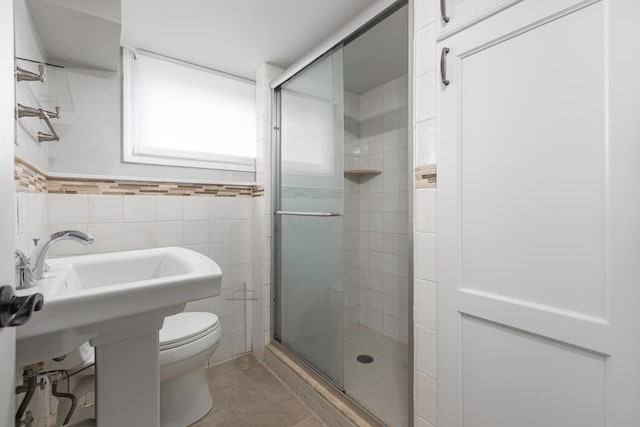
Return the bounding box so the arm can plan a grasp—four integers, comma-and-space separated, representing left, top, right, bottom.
14, 250, 37, 289
14, 249, 29, 266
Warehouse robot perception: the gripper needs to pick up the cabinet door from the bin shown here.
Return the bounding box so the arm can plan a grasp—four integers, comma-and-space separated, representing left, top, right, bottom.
437, 0, 640, 425
438, 0, 523, 37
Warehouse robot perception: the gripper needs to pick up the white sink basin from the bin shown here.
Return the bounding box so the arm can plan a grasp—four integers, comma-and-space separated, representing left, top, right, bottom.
16, 247, 222, 368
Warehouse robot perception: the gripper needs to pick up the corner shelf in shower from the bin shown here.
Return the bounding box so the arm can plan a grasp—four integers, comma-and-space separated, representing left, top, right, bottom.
343, 169, 382, 177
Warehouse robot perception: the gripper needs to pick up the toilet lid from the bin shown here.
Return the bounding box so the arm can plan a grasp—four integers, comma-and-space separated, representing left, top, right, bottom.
159, 312, 219, 350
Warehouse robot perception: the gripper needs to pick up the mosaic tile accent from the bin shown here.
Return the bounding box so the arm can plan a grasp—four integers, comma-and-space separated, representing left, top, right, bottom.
47, 179, 254, 197
14, 157, 261, 197
15, 158, 47, 193
415, 164, 437, 189
253, 185, 265, 197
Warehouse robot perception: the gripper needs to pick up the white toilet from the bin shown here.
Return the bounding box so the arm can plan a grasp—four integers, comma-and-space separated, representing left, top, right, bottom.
51, 311, 221, 427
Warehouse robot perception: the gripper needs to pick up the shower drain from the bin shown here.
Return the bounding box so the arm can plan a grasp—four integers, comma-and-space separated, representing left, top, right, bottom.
356, 354, 374, 364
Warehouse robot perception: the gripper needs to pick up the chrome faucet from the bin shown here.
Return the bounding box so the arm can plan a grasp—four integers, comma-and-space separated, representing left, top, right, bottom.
15, 230, 94, 289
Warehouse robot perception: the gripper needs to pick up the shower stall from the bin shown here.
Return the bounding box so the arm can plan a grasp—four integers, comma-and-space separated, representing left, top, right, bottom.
273, 4, 410, 426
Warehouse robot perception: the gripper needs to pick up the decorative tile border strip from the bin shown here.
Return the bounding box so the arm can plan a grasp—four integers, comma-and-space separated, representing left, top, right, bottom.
252, 185, 265, 197
415, 164, 437, 189
15, 158, 47, 193
15, 157, 261, 197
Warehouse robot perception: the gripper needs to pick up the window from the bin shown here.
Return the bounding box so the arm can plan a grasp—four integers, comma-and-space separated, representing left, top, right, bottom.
123, 48, 256, 172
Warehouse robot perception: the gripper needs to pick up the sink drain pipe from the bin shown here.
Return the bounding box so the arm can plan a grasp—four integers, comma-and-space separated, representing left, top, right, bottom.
51, 378, 77, 425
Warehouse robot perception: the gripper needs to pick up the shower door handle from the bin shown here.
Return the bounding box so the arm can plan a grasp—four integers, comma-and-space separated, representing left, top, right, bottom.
275, 211, 341, 217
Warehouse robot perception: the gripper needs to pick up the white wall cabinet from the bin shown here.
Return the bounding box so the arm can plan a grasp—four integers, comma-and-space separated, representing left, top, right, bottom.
437, 0, 640, 425
437, 0, 523, 36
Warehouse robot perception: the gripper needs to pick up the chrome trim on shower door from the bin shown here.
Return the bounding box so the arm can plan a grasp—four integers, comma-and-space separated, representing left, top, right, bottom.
275, 211, 341, 217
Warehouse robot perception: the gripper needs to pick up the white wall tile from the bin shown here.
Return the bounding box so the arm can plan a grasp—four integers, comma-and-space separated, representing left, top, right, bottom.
415, 0, 436, 30
368, 290, 384, 311
384, 294, 400, 318
209, 220, 234, 243
416, 119, 436, 166
88, 195, 123, 223
416, 188, 436, 233
155, 196, 183, 221
367, 308, 383, 333
183, 220, 209, 245
209, 197, 234, 220
415, 279, 437, 330
87, 223, 125, 253
22, 193, 48, 227
49, 194, 88, 224
209, 243, 233, 266
184, 197, 209, 221
416, 24, 437, 76
233, 197, 252, 219
123, 222, 155, 250
369, 232, 384, 253
383, 213, 400, 234
416, 324, 437, 378
123, 196, 155, 222
369, 212, 384, 231
384, 129, 401, 153
416, 371, 437, 425
383, 314, 400, 340
416, 71, 436, 122
155, 221, 183, 246
384, 274, 400, 297
232, 219, 252, 242
232, 242, 252, 265
415, 232, 437, 282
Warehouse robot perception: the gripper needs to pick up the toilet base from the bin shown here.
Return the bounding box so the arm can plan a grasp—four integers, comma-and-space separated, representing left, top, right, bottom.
160, 368, 213, 427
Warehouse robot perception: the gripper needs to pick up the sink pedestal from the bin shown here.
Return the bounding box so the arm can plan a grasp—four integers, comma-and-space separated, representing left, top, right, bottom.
90, 316, 167, 427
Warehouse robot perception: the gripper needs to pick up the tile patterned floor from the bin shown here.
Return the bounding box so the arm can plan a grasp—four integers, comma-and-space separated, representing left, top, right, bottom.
192, 354, 326, 427
344, 324, 409, 427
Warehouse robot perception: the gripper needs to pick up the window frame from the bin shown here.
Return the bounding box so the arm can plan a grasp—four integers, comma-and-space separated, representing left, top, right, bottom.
122, 48, 257, 172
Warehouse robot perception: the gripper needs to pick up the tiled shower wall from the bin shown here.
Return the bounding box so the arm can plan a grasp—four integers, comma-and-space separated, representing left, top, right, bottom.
413, 0, 439, 425
15, 191, 254, 365
344, 75, 410, 344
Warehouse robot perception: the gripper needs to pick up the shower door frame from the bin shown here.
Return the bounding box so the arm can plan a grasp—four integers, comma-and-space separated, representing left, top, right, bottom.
270, 1, 414, 425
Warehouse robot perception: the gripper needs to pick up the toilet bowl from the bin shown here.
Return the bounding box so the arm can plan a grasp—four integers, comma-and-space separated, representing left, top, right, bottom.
50, 311, 221, 427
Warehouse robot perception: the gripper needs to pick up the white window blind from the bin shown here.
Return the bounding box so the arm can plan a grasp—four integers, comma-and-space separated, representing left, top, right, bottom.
123, 49, 256, 171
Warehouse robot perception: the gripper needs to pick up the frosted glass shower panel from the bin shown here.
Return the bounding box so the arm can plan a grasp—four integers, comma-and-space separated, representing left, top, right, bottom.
276, 47, 345, 388
280, 50, 344, 213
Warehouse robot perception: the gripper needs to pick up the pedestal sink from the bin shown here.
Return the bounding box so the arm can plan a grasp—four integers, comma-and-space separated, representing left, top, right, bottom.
15, 247, 222, 427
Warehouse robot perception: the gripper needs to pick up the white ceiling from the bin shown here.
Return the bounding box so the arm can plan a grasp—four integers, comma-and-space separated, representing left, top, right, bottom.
121, 0, 378, 80
22, 0, 407, 87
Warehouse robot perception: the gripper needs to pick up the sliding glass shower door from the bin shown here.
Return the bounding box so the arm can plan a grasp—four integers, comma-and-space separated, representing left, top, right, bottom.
275, 47, 345, 388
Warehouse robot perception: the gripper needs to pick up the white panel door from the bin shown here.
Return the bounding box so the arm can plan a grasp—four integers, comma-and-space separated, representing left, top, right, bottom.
437, 0, 640, 425
0, 1, 16, 426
